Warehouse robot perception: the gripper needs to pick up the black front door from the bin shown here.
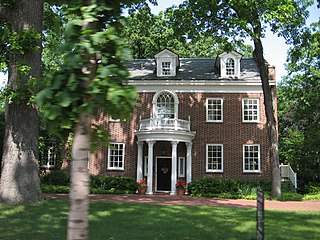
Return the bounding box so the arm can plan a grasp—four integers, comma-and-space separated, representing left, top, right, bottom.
156, 157, 172, 191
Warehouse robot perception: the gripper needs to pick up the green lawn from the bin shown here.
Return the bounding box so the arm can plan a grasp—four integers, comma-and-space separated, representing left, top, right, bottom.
0, 199, 319, 240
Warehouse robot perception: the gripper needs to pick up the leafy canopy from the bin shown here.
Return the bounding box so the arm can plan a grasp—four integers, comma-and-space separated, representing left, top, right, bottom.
37, 2, 138, 146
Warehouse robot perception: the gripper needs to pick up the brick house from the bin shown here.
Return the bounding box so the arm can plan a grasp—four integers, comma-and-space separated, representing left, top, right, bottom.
89, 48, 277, 195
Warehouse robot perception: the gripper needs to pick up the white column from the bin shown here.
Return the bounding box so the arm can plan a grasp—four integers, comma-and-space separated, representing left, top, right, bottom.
170, 141, 179, 195
146, 140, 155, 195
136, 141, 144, 182
186, 142, 192, 194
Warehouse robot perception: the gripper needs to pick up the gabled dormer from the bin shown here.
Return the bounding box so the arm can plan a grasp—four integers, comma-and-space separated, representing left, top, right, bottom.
217, 51, 242, 78
155, 49, 179, 77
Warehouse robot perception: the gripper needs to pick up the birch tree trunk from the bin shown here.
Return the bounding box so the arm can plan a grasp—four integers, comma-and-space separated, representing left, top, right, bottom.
0, 0, 43, 204
67, 114, 91, 240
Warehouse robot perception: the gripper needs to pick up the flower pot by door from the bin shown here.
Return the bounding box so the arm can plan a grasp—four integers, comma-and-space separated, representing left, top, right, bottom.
138, 188, 147, 195
177, 188, 185, 197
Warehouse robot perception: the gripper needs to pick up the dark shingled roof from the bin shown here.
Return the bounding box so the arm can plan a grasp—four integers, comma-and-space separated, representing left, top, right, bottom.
128, 58, 261, 81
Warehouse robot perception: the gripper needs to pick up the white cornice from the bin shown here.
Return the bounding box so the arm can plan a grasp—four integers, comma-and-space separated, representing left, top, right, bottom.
128, 80, 276, 93
135, 130, 196, 143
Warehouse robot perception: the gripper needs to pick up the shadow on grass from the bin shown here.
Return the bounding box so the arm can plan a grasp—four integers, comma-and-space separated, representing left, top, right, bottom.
0, 199, 69, 240
0, 199, 319, 240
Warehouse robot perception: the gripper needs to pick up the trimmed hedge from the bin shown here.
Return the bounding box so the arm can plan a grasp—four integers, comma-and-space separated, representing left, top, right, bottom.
188, 177, 272, 198
41, 170, 70, 186
40, 171, 137, 194
90, 175, 137, 193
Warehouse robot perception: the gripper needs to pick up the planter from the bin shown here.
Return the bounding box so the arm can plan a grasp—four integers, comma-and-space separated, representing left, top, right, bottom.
138, 187, 147, 195
177, 188, 185, 197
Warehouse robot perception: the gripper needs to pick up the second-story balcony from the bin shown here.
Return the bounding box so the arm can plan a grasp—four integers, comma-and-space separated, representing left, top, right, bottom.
139, 117, 191, 132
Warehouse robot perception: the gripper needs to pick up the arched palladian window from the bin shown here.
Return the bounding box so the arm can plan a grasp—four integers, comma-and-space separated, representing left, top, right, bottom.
156, 92, 174, 118
226, 58, 235, 75
153, 90, 178, 119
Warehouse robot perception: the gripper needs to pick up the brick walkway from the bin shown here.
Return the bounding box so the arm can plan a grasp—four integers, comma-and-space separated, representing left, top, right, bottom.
45, 193, 320, 211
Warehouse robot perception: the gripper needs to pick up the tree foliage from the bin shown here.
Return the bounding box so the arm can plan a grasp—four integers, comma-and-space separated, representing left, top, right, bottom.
122, 6, 253, 59
170, 0, 312, 197
37, 3, 138, 146
278, 18, 320, 188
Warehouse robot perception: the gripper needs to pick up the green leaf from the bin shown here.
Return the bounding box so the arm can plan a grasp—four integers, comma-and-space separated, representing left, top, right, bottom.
57, 91, 73, 107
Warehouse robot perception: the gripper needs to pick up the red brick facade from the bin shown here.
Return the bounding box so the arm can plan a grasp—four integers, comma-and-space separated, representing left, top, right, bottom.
89, 91, 275, 181
88, 51, 277, 193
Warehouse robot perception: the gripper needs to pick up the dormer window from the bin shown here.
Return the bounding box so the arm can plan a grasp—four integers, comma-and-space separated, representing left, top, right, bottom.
155, 49, 179, 77
162, 62, 171, 75
226, 58, 235, 75
218, 51, 242, 78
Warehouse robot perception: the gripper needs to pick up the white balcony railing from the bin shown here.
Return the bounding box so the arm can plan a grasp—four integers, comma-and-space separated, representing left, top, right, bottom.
139, 118, 191, 131
280, 164, 297, 189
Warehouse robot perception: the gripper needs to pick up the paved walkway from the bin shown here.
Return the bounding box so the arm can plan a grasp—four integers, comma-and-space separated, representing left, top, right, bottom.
45, 193, 320, 211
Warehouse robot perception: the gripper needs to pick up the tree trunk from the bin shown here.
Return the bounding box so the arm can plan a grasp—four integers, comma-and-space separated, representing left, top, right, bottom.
0, 0, 43, 204
67, 114, 91, 240
254, 39, 281, 198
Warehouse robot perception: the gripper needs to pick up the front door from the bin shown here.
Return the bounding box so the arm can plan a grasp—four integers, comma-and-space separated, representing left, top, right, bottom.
156, 157, 172, 191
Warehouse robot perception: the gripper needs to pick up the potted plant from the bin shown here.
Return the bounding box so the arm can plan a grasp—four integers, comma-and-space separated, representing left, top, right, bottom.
136, 179, 147, 194
175, 180, 186, 196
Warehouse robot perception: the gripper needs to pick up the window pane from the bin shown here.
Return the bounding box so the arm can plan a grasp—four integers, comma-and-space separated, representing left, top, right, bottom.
207, 145, 223, 171
162, 62, 171, 75
156, 92, 175, 118
226, 58, 235, 75
243, 99, 259, 122
244, 145, 260, 172
108, 143, 124, 169
207, 99, 223, 121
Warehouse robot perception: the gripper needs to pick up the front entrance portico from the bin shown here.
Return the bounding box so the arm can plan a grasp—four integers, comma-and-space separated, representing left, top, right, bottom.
135, 130, 195, 195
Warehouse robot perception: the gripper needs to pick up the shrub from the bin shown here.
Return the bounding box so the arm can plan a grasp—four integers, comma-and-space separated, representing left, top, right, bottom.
41, 184, 70, 193
41, 170, 70, 186
303, 193, 320, 201
188, 177, 272, 198
90, 176, 136, 193
275, 192, 304, 201
307, 182, 320, 194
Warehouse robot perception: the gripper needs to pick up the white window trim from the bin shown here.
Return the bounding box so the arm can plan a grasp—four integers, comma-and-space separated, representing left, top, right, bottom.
152, 90, 179, 119
219, 52, 241, 78
243, 144, 261, 173
107, 142, 125, 170
178, 157, 186, 178
206, 144, 224, 173
242, 98, 260, 123
41, 146, 57, 168
144, 156, 148, 177
206, 98, 223, 122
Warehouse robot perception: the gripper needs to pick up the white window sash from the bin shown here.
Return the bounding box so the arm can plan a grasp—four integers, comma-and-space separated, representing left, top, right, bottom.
206, 144, 224, 172
206, 98, 223, 122
178, 157, 185, 177
108, 143, 125, 170
243, 144, 261, 173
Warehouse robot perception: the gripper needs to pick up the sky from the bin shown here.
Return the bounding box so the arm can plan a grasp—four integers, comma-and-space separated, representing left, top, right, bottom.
0, 2, 319, 84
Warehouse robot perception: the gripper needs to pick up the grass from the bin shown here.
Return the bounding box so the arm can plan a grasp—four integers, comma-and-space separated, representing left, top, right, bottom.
0, 199, 319, 240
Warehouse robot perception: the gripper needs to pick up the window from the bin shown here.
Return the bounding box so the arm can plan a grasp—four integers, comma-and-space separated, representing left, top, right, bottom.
41, 146, 57, 168
243, 144, 260, 172
206, 98, 223, 122
144, 156, 148, 176
162, 62, 171, 75
226, 58, 235, 75
242, 98, 259, 122
206, 144, 223, 172
156, 92, 175, 118
178, 157, 185, 177
108, 143, 125, 170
